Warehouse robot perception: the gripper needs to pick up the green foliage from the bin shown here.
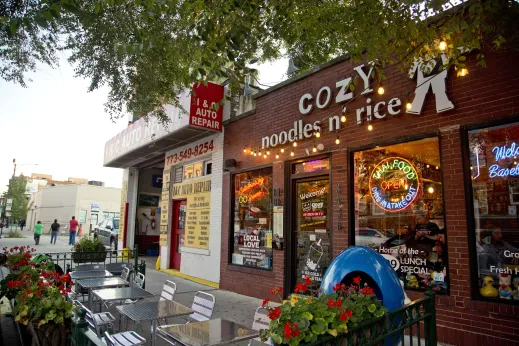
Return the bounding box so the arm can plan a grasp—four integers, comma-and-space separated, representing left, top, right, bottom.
73, 236, 106, 252
0, 246, 74, 327
1, 1, 519, 123
260, 278, 387, 346
4, 175, 29, 222
6, 230, 24, 238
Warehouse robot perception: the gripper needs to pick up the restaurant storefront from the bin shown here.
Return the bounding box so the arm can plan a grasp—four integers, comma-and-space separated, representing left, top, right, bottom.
220, 50, 519, 345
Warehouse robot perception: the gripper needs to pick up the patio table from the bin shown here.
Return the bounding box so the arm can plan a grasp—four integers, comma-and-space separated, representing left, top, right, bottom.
157, 318, 259, 346
77, 277, 129, 310
117, 300, 193, 346
92, 287, 154, 312
70, 270, 113, 280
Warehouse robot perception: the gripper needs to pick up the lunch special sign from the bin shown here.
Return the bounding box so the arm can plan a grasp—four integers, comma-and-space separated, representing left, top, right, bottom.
172, 178, 211, 249
369, 157, 421, 212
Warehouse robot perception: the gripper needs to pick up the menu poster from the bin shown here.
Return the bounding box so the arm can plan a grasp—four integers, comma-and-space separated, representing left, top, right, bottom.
172, 178, 211, 249
237, 229, 273, 269
160, 169, 171, 246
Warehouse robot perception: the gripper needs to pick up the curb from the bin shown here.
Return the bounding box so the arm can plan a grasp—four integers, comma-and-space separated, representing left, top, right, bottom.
159, 268, 219, 289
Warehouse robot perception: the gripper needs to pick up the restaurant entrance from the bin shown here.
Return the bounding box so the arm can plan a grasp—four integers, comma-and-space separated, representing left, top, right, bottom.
287, 156, 331, 292
170, 200, 186, 270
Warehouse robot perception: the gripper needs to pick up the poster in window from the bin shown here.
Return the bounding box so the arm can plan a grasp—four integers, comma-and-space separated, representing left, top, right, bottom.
232, 168, 273, 270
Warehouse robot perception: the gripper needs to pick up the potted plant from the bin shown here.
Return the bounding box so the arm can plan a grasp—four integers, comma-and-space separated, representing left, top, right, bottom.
72, 236, 107, 263
0, 246, 75, 346
260, 276, 387, 346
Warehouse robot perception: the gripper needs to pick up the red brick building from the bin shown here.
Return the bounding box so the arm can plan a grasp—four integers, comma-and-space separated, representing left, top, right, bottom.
221, 49, 519, 345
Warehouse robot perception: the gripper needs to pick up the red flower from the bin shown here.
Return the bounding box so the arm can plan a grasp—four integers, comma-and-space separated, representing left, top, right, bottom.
270, 286, 282, 295
339, 309, 353, 321
328, 299, 335, 308
283, 321, 292, 339
332, 282, 341, 292
294, 283, 308, 294
268, 307, 281, 320
336, 299, 342, 308
262, 299, 270, 308
353, 276, 361, 285
304, 276, 312, 285
361, 287, 375, 295
36, 291, 41, 297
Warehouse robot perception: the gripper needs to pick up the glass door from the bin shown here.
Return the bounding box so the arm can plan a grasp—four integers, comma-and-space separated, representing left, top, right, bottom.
294, 178, 331, 291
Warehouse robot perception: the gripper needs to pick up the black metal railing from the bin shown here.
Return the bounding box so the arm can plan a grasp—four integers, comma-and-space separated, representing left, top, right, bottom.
36, 246, 139, 273
301, 290, 437, 346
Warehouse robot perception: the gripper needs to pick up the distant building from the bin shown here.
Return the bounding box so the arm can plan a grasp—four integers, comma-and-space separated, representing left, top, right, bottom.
26, 184, 121, 236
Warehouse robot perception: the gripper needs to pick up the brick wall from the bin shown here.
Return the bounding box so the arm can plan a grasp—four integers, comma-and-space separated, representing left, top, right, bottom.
221, 49, 519, 345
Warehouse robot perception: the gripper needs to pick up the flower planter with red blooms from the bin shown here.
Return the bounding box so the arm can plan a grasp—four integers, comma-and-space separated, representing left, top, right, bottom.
0, 246, 74, 346
260, 276, 387, 346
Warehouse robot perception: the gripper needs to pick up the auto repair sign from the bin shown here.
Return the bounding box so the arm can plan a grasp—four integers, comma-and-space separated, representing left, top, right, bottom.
189, 82, 224, 132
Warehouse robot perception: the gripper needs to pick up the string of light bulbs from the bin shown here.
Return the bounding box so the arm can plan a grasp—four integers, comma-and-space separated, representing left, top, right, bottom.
243, 40, 468, 158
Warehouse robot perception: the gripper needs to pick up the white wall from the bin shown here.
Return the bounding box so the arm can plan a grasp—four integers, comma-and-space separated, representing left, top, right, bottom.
26, 185, 120, 234
164, 132, 223, 283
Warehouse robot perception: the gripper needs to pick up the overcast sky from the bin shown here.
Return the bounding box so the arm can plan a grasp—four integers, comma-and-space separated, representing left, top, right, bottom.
0, 54, 288, 193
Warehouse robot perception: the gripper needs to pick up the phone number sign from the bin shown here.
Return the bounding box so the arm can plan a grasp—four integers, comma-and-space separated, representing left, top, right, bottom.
165, 140, 214, 167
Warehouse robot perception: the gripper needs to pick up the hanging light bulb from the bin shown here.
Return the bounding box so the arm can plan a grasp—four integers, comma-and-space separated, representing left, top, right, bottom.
368, 124, 373, 131
315, 130, 321, 138
253, 151, 257, 157
335, 133, 340, 145
281, 148, 285, 153
264, 154, 267, 159
290, 149, 295, 157
377, 84, 385, 95
457, 68, 469, 77
428, 186, 434, 194
243, 147, 248, 154
259, 150, 262, 157
312, 142, 317, 153
267, 149, 270, 155
436, 166, 439, 170
341, 115, 347, 123
276, 152, 279, 159
293, 141, 297, 147
438, 41, 447, 51
426, 164, 430, 168
405, 101, 412, 111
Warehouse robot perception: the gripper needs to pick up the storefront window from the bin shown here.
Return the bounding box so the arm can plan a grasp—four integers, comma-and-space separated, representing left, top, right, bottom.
353, 137, 448, 292
468, 122, 519, 302
231, 167, 273, 270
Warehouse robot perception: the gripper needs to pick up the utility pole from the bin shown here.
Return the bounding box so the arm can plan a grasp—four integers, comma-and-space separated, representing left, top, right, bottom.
12, 158, 16, 180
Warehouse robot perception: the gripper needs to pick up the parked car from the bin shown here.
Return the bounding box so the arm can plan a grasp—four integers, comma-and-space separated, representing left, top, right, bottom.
93, 218, 119, 251
355, 227, 389, 248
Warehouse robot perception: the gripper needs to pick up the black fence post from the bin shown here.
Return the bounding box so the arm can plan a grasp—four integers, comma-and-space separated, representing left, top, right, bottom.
424, 289, 437, 346
71, 308, 89, 346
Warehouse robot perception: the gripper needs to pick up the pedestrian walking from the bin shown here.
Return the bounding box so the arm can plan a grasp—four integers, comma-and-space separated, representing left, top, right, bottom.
34, 221, 43, 245
50, 219, 60, 244
20, 219, 26, 231
69, 216, 79, 246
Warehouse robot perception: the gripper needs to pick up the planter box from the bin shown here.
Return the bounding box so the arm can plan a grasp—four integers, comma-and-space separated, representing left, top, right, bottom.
72, 251, 107, 264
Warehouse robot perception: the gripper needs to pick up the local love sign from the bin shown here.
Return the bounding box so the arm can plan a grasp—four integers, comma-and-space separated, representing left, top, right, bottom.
190, 82, 224, 132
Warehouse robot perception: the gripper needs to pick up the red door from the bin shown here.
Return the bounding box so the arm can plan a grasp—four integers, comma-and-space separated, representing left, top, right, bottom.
170, 200, 186, 270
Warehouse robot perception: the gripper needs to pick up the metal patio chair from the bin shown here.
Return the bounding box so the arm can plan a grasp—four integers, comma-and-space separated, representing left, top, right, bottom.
104, 331, 146, 346
188, 291, 216, 322
249, 306, 273, 346
74, 299, 116, 337
77, 263, 104, 271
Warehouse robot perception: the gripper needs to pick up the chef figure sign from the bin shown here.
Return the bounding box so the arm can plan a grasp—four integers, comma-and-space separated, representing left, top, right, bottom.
406, 54, 454, 115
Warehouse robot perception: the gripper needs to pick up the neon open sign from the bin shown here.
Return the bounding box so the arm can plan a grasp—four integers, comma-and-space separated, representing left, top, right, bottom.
369, 157, 421, 212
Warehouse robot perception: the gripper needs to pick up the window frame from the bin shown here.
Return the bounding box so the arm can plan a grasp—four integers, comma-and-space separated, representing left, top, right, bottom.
228, 164, 274, 271
461, 116, 519, 305
348, 132, 450, 295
